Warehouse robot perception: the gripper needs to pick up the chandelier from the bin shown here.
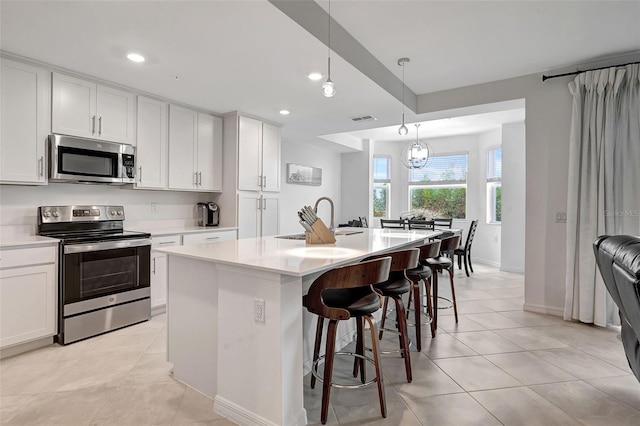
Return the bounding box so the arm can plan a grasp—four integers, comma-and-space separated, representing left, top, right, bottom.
401, 124, 431, 169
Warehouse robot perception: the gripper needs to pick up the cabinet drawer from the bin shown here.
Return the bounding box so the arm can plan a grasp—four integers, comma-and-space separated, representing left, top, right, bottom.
0, 246, 57, 269
182, 230, 237, 245
151, 235, 182, 249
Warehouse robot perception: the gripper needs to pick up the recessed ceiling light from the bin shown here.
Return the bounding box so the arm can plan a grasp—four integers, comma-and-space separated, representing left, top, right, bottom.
307, 72, 323, 81
279, 110, 290, 115
127, 53, 145, 63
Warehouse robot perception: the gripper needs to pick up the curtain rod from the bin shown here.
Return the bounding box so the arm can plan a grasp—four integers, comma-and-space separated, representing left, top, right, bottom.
542, 60, 640, 82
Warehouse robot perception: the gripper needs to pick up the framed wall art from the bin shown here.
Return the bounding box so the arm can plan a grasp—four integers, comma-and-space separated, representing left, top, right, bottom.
286, 163, 322, 186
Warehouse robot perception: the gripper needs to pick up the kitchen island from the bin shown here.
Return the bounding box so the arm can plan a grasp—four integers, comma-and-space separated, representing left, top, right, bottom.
156, 228, 440, 426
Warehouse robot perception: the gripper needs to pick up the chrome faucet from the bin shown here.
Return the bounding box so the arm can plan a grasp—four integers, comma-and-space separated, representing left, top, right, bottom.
314, 197, 335, 233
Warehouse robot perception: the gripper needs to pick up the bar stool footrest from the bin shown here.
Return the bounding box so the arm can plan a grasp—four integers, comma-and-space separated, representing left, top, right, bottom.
311, 352, 379, 390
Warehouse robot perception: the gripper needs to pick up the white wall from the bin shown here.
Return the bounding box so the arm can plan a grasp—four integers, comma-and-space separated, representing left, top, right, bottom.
501, 122, 526, 273
279, 139, 342, 235
417, 74, 572, 316
339, 139, 372, 225
0, 183, 211, 233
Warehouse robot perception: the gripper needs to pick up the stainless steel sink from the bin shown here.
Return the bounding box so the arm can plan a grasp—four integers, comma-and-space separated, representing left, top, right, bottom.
274, 233, 307, 240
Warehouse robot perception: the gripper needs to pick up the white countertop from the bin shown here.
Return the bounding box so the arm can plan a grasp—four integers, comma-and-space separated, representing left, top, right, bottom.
138, 226, 237, 237
156, 228, 441, 277
0, 234, 59, 248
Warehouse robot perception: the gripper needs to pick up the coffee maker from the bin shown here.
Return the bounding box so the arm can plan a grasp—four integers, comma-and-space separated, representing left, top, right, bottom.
197, 202, 219, 227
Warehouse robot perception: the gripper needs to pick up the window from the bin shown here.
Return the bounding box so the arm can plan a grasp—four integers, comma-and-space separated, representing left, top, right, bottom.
373, 156, 391, 218
408, 153, 467, 219
486, 147, 502, 223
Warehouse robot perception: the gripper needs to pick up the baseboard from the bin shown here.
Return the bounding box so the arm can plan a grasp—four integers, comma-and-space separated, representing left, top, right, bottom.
214, 395, 307, 426
523, 303, 564, 317
0, 336, 54, 359
473, 258, 501, 268
500, 265, 525, 274
151, 305, 166, 316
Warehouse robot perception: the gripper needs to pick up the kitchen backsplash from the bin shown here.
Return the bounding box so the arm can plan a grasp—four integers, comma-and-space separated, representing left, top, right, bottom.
0, 183, 215, 233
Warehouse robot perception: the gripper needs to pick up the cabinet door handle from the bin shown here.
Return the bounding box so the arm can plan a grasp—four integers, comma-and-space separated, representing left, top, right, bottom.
205, 236, 220, 241
263, 175, 267, 188
158, 241, 176, 245
91, 115, 96, 135
152, 257, 156, 274
138, 166, 142, 182
194, 172, 198, 186
256, 198, 261, 210
98, 116, 102, 135
198, 172, 202, 185
38, 156, 44, 177
258, 175, 263, 187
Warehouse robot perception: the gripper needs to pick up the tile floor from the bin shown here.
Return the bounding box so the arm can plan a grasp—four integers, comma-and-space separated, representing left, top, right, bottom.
1, 264, 639, 425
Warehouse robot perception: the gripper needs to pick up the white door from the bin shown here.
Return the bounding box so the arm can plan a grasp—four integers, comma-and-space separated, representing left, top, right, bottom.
96, 85, 136, 144
136, 97, 168, 189
196, 113, 222, 191
261, 123, 281, 192
150, 252, 167, 309
237, 193, 261, 239
0, 59, 49, 184
261, 196, 280, 237
0, 264, 56, 348
168, 105, 197, 190
52, 73, 96, 138
237, 116, 262, 191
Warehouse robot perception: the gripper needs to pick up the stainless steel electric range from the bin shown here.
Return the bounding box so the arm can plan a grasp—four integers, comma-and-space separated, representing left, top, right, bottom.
37, 205, 151, 344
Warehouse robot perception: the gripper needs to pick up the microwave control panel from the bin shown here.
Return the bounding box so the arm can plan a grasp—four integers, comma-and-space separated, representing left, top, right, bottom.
122, 154, 135, 179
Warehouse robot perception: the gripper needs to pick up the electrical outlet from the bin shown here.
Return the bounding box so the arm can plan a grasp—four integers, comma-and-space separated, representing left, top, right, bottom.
254, 299, 265, 323
151, 203, 158, 213
555, 212, 567, 223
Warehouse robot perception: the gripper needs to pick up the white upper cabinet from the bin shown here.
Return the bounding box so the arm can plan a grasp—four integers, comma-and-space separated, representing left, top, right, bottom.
0, 58, 50, 185
237, 116, 281, 192
136, 96, 168, 189
52, 73, 136, 145
168, 105, 222, 191
197, 112, 223, 192
261, 122, 281, 192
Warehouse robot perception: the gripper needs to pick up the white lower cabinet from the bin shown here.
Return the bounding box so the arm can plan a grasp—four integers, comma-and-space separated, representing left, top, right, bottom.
182, 230, 237, 245
0, 246, 57, 349
237, 193, 279, 239
150, 235, 181, 310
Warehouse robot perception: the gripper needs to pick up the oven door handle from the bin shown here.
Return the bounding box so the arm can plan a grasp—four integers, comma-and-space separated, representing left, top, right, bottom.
64, 238, 151, 254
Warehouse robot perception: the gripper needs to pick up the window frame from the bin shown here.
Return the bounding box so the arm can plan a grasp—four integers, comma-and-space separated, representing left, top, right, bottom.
373, 155, 392, 219
486, 146, 502, 224
407, 152, 468, 219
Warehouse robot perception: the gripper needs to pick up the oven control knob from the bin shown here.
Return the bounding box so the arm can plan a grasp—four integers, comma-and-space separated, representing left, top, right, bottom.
52, 211, 60, 218
117, 211, 123, 216
43, 211, 51, 218
110, 210, 116, 216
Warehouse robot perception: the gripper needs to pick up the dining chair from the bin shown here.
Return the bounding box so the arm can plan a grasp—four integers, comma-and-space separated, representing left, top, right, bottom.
454, 219, 478, 277
380, 219, 406, 229
359, 216, 369, 228
432, 218, 453, 229
407, 219, 434, 230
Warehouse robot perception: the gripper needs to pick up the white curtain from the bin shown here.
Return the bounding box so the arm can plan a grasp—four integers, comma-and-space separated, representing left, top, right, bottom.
564, 64, 640, 327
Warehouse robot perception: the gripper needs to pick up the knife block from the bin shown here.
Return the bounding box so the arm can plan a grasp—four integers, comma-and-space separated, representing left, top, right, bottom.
305, 219, 336, 244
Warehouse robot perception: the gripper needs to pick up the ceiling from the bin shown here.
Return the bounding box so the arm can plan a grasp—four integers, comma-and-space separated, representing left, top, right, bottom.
1, 1, 638, 151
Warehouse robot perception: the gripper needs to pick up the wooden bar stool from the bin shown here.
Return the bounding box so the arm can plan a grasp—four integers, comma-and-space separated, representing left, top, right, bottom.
405, 240, 441, 346
425, 235, 461, 331
360, 248, 420, 383
304, 257, 392, 425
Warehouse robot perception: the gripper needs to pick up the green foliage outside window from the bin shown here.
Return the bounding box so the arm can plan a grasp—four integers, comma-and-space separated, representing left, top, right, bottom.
373, 184, 388, 218
495, 186, 502, 222
410, 187, 466, 219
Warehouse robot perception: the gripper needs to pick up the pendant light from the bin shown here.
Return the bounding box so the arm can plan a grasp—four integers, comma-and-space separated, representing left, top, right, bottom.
401, 124, 431, 169
397, 57, 410, 135
322, 0, 336, 97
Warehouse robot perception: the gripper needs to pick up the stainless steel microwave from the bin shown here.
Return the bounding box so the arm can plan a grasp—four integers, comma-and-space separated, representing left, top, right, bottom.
49, 134, 135, 185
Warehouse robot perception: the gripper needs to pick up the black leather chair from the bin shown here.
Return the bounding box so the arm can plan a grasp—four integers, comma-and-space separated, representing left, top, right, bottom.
593, 235, 640, 382
455, 219, 478, 277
